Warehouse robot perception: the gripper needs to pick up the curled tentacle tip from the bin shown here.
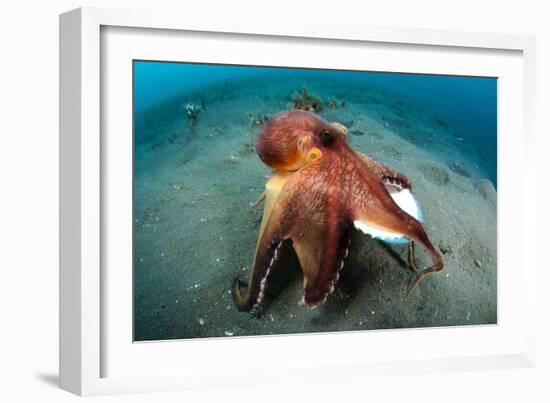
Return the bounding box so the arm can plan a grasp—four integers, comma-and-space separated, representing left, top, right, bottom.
231, 276, 243, 302
298, 296, 320, 310
404, 284, 415, 300
404, 275, 423, 300
231, 269, 253, 312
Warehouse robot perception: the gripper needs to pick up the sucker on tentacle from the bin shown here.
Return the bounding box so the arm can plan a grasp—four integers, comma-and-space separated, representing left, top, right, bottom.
232, 240, 283, 313
383, 176, 406, 191
319, 260, 344, 307
326, 234, 351, 301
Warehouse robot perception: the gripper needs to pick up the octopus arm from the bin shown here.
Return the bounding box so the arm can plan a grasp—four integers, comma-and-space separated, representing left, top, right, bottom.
290, 214, 351, 308
283, 163, 353, 308
356, 151, 412, 190
349, 164, 444, 297
232, 197, 290, 312
233, 163, 351, 311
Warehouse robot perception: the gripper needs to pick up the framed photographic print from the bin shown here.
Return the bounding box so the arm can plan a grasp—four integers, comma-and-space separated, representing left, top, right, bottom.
60, 6, 537, 396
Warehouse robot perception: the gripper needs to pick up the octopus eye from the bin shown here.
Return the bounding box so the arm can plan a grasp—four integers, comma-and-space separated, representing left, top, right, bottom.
320, 130, 335, 146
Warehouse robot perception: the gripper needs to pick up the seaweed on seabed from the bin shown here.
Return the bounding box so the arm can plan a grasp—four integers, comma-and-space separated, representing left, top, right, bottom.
244, 113, 268, 154
291, 87, 323, 112
184, 102, 202, 126
249, 113, 268, 128
327, 96, 347, 109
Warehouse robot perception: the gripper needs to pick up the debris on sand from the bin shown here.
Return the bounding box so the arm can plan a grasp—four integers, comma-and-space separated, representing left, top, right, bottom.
184, 102, 201, 124
473, 179, 496, 200
419, 163, 450, 185
449, 161, 472, 178
438, 240, 453, 255
249, 113, 268, 128
291, 87, 323, 112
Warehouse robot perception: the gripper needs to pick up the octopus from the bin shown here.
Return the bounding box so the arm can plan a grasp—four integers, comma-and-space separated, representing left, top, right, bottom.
232, 110, 443, 313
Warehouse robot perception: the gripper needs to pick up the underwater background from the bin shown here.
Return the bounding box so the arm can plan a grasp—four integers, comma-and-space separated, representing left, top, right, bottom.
133, 61, 497, 341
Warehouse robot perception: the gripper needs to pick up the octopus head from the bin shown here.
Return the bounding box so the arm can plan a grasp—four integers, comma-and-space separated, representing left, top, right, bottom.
256, 110, 348, 171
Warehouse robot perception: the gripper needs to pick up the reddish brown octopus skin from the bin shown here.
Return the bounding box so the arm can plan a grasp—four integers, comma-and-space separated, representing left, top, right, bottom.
256, 110, 323, 170
233, 110, 443, 313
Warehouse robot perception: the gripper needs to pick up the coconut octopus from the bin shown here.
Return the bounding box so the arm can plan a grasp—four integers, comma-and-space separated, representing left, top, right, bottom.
232, 110, 443, 313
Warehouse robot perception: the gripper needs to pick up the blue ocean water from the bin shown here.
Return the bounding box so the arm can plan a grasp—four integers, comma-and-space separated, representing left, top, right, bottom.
134, 61, 497, 185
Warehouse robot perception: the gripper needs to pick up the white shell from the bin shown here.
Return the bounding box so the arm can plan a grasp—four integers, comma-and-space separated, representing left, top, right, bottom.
354, 185, 421, 244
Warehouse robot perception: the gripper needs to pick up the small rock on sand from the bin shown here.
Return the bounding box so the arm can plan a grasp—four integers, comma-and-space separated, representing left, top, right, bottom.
438, 240, 453, 255
419, 163, 450, 185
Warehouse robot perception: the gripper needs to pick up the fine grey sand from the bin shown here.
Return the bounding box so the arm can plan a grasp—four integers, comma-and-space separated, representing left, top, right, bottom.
133, 74, 497, 341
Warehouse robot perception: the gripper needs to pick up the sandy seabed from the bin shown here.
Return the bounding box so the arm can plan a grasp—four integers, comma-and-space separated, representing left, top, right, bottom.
133, 74, 497, 341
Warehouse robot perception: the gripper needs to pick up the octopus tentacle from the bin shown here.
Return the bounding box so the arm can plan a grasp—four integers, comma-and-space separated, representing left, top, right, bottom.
407, 241, 418, 272
350, 162, 443, 297
233, 156, 355, 311
342, 144, 443, 297
233, 172, 294, 312
300, 229, 351, 308
281, 156, 355, 308
232, 239, 283, 312
404, 232, 443, 298
356, 151, 412, 190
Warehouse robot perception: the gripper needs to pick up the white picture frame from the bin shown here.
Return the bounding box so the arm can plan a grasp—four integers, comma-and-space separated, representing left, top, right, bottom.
59, 6, 537, 396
